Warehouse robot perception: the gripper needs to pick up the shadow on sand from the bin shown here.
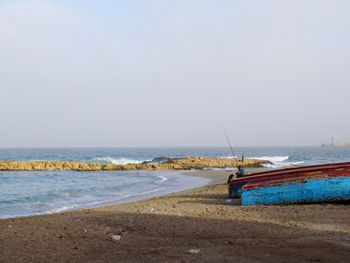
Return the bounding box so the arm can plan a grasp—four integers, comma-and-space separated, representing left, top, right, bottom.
1, 206, 350, 263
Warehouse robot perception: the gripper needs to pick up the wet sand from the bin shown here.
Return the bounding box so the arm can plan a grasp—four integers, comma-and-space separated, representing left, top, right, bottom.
1, 170, 350, 263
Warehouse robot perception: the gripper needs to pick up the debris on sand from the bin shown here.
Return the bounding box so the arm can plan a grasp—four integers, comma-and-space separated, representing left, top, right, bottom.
111, 235, 121, 241
186, 248, 200, 254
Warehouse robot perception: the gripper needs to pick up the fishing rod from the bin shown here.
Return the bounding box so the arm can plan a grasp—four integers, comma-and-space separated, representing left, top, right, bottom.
224, 128, 238, 165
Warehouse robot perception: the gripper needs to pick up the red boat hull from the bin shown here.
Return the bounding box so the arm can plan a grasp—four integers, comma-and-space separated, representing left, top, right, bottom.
228, 162, 350, 199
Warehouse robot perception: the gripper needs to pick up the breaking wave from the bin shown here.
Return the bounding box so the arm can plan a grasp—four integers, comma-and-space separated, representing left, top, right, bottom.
47, 187, 167, 214
263, 161, 305, 168
91, 157, 146, 165
249, 156, 304, 168
219, 155, 303, 168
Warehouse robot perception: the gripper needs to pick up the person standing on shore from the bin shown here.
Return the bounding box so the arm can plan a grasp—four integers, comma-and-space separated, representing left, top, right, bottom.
227, 165, 246, 184
236, 165, 245, 177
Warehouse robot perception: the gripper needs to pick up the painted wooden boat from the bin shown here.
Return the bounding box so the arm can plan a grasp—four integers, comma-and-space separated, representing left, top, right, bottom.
228, 162, 350, 201
241, 171, 350, 206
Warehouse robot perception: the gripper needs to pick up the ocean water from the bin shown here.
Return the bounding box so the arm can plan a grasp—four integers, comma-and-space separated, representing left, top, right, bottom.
2, 147, 350, 166
0, 170, 211, 219
1, 147, 350, 218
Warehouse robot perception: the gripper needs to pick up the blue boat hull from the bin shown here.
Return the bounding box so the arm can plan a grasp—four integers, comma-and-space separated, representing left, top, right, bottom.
242, 176, 350, 206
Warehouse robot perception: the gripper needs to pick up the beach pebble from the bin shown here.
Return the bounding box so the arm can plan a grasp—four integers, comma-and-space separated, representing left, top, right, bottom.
111, 235, 121, 241
187, 248, 200, 254
295, 223, 305, 228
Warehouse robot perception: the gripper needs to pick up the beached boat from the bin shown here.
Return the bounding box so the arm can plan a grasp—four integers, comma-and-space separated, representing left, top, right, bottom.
228, 162, 350, 205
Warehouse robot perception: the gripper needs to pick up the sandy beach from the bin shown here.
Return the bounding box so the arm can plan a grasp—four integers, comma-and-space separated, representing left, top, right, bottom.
2, 0, 350, 262
1, 170, 350, 263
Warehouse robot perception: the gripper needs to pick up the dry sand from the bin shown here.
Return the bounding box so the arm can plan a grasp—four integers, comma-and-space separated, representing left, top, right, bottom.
1, 170, 350, 263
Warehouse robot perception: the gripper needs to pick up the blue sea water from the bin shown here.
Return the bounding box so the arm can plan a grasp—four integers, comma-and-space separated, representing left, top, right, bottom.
1, 147, 350, 218
1, 147, 350, 166
0, 170, 211, 219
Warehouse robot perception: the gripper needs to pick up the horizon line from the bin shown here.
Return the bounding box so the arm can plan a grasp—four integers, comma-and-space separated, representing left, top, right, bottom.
0, 145, 323, 149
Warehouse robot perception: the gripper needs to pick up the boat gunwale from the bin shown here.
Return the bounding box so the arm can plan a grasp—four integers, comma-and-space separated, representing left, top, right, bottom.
242, 171, 350, 190
229, 162, 350, 186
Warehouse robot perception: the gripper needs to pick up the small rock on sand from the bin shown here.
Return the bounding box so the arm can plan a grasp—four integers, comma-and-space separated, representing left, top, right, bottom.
187, 248, 200, 254
111, 235, 121, 241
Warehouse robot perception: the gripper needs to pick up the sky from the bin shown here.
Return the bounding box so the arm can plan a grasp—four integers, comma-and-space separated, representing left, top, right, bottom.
0, 0, 349, 147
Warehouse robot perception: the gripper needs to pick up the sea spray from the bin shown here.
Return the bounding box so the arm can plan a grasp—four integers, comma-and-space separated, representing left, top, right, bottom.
91, 157, 145, 165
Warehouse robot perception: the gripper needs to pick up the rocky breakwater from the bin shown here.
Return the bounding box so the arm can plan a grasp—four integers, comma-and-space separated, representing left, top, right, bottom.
0, 157, 269, 171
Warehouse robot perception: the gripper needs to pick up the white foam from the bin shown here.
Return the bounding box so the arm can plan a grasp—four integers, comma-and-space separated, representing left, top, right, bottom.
221, 156, 290, 165
221, 155, 304, 168
155, 174, 168, 183
48, 205, 77, 213
92, 157, 145, 165
118, 187, 167, 200
47, 187, 168, 214
137, 172, 169, 183
249, 155, 304, 168
263, 161, 305, 168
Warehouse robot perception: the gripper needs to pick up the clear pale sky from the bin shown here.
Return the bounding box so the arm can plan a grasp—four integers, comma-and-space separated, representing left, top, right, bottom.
0, 0, 349, 147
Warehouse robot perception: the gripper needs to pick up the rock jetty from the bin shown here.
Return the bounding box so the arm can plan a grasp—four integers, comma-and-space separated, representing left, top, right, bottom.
0, 157, 269, 171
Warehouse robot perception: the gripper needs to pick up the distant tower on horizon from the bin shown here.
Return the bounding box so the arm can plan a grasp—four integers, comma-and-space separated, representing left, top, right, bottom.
321, 136, 350, 148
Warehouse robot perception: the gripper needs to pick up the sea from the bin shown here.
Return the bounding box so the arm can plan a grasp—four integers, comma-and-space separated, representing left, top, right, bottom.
1, 147, 350, 219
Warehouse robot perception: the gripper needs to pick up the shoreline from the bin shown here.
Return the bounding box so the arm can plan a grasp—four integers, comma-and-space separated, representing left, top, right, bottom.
0, 170, 215, 220
1, 170, 350, 262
